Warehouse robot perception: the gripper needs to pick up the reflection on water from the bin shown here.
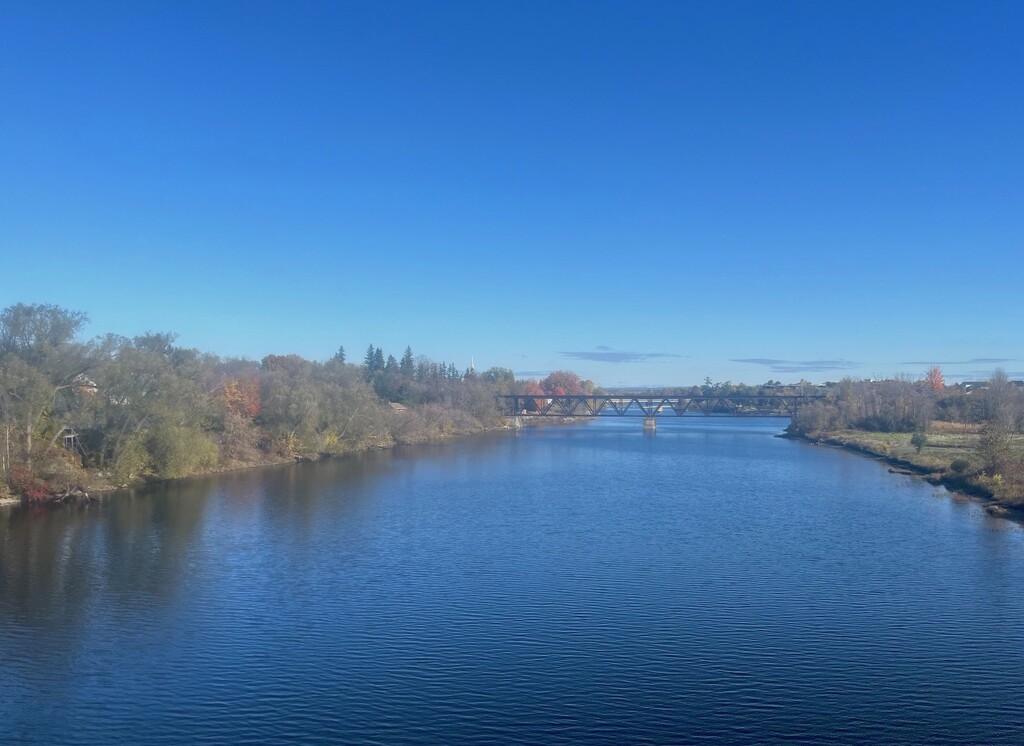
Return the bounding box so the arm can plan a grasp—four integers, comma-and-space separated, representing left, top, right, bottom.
3, 420, 1024, 745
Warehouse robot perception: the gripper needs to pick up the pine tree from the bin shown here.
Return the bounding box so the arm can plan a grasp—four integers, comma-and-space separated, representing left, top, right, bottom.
363, 344, 376, 369
332, 345, 346, 363
373, 347, 385, 370
400, 346, 414, 378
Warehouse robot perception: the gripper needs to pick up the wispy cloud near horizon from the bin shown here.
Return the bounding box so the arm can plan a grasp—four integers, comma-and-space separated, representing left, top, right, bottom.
560, 349, 682, 364
732, 358, 860, 374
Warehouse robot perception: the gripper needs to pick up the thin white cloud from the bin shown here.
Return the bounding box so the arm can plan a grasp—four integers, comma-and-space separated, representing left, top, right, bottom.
732, 358, 860, 374
561, 350, 681, 364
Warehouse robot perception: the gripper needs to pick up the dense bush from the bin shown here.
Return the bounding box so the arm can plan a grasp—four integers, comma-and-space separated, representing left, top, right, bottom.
148, 425, 219, 479
950, 458, 971, 474
110, 432, 150, 484
7, 466, 52, 502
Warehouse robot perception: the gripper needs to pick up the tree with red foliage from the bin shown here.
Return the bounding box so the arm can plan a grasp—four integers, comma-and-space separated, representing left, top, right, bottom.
924, 366, 945, 392
541, 370, 584, 396
515, 379, 546, 411
519, 379, 543, 395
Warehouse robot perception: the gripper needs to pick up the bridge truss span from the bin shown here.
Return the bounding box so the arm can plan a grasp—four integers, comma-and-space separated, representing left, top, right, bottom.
498, 393, 823, 420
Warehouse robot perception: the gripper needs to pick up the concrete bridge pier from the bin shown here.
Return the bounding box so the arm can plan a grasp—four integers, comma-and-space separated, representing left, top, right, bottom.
643, 416, 657, 432
507, 415, 523, 430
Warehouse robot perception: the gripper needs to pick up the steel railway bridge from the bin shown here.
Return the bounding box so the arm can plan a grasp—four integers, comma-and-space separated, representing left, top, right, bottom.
497, 393, 823, 430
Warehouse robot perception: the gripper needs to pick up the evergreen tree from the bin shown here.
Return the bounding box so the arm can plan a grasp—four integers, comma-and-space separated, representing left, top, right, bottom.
363, 344, 376, 369
385, 354, 397, 373
373, 347, 385, 370
400, 346, 414, 378
332, 345, 346, 363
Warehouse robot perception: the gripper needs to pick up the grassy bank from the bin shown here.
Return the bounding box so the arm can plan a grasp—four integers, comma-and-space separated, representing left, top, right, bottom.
785, 422, 1024, 515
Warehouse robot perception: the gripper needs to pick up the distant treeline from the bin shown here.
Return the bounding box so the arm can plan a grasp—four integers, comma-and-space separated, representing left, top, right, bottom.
790, 372, 1024, 434
0, 304, 594, 502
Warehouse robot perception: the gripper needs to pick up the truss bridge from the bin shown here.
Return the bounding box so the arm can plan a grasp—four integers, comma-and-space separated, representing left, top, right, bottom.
498, 393, 823, 431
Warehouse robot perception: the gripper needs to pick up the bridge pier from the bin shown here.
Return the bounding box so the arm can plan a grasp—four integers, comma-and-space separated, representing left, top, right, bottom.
643, 416, 657, 432
507, 415, 523, 430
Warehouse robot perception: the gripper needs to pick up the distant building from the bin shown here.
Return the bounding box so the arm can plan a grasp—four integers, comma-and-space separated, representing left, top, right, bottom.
73, 374, 98, 395
958, 380, 1024, 393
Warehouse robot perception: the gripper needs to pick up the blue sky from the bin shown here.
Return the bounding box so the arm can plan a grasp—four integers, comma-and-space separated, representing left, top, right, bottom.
2, 1, 1021, 386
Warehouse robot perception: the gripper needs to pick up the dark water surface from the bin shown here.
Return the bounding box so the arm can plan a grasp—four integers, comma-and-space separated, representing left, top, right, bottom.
3, 419, 1024, 744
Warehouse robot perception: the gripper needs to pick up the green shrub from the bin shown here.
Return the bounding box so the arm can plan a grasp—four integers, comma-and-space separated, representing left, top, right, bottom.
911, 431, 928, 453
148, 425, 218, 479
111, 432, 151, 484
950, 458, 970, 474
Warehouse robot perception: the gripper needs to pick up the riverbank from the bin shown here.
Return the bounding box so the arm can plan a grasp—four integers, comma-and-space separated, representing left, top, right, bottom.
782, 427, 1024, 519
1, 417, 547, 508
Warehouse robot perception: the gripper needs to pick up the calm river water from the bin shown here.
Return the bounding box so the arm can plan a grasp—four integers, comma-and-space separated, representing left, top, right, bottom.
3, 418, 1024, 744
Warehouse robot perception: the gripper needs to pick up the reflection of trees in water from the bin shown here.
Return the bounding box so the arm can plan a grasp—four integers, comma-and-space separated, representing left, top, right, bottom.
103, 483, 211, 602
0, 454, 394, 632
0, 483, 210, 643
0, 438, 505, 665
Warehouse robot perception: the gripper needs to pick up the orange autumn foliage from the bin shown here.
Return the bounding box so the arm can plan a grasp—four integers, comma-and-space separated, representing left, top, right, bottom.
223, 378, 261, 418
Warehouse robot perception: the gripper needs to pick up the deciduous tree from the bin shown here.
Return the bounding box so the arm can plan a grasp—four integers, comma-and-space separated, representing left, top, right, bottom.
925, 366, 944, 391
541, 370, 584, 396
0, 304, 92, 469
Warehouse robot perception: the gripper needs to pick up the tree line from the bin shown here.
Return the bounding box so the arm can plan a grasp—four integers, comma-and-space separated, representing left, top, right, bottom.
0, 303, 585, 502
789, 371, 1023, 436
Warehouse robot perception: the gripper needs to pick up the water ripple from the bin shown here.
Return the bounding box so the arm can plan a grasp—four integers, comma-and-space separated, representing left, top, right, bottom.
3, 420, 1024, 744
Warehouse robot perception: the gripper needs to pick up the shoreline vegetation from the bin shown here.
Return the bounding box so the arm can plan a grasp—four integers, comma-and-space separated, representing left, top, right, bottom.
782, 430, 1023, 521
785, 373, 1024, 514
0, 303, 602, 507
3, 303, 1022, 517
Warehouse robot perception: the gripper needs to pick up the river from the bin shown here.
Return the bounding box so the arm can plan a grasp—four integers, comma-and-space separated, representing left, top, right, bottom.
3, 418, 1024, 744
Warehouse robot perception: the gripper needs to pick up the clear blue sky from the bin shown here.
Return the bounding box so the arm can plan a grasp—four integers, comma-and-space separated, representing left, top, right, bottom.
2, 1, 1021, 386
